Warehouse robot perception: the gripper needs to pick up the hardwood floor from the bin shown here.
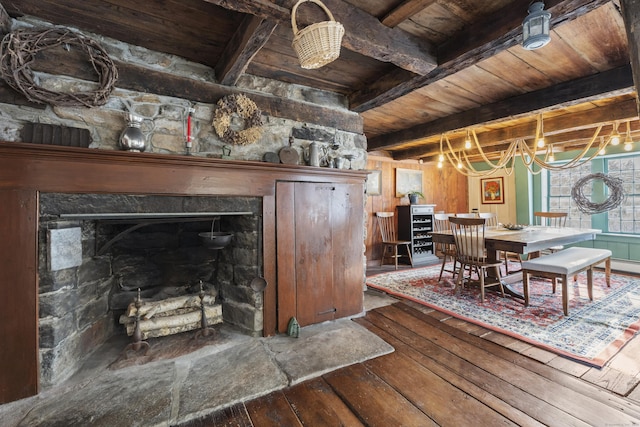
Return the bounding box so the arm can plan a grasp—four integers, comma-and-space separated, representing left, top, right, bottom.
178, 266, 640, 426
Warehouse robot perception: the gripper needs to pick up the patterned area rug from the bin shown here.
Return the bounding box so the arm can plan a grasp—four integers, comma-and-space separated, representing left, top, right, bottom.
366, 263, 640, 367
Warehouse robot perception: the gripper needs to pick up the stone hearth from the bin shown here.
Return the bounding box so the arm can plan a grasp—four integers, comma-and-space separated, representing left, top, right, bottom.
37, 193, 263, 389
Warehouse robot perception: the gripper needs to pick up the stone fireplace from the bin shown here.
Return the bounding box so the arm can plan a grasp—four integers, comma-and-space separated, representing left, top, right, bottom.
37, 193, 263, 388
0, 143, 367, 404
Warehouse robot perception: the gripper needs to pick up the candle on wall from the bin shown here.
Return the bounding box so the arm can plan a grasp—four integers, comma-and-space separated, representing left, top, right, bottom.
187, 112, 192, 143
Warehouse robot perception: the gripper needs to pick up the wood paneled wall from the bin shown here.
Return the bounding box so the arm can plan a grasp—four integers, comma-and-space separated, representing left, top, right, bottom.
364, 155, 468, 265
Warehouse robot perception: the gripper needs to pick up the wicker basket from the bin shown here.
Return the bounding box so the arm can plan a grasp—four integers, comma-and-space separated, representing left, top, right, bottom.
291, 0, 345, 69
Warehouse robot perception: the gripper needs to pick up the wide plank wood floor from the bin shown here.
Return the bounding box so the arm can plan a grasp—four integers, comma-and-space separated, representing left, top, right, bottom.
177, 295, 640, 426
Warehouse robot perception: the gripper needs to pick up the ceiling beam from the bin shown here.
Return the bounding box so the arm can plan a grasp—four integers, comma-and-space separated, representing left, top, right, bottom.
396, 98, 639, 160
367, 65, 635, 152
19, 47, 363, 134
203, 0, 437, 75
350, 0, 610, 112
619, 0, 640, 115
380, 0, 439, 27
216, 16, 278, 86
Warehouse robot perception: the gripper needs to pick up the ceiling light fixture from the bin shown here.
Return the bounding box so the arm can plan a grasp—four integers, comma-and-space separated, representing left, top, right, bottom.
464, 129, 472, 149
437, 119, 618, 177
609, 121, 621, 145
522, 2, 551, 50
547, 145, 555, 162
624, 120, 634, 151
536, 113, 545, 148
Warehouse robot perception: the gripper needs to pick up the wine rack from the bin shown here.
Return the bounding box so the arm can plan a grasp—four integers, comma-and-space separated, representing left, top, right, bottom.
397, 204, 438, 265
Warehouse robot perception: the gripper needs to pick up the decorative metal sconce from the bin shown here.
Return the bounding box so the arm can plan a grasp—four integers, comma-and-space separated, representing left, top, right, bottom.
522, 2, 551, 50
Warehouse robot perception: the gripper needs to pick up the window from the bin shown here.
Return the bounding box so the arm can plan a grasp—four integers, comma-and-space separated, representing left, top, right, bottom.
545, 154, 640, 234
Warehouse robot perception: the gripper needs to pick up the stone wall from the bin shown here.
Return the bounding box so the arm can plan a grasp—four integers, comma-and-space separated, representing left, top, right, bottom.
0, 17, 367, 169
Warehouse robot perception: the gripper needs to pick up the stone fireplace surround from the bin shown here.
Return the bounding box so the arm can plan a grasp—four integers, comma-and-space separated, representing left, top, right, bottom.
38, 193, 263, 388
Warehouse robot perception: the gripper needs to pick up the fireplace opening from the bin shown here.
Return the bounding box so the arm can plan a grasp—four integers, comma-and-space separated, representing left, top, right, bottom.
38, 193, 263, 389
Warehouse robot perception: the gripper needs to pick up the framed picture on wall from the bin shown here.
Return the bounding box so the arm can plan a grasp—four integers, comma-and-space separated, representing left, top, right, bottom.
366, 170, 382, 196
480, 177, 504, 204
395, 168, 423, 197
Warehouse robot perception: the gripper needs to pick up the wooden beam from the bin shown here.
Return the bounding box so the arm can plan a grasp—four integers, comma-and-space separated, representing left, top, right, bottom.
204, 0, 437, 75
380, 0, 439, 28
216, 16, 278, 86
19, 49, 363, 134
395, 98, 639, 160
619, 0, 640, 116
350, 0, 610, 112
368, 65, 635, 152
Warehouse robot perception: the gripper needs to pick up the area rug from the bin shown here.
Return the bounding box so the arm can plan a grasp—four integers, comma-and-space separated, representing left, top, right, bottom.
366, 263, 640, 367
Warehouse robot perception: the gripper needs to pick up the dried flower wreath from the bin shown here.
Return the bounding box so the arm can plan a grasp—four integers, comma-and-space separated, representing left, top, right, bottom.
212, 94, 263, 145
571, 172, 625, 214
0, 28, 118, 107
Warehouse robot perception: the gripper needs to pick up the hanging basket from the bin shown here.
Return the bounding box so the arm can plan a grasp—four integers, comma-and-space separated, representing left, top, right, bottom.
291, 0, 345, 69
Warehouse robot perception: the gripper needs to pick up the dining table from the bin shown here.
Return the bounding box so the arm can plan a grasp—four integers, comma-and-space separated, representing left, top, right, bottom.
429, 225, 602, 299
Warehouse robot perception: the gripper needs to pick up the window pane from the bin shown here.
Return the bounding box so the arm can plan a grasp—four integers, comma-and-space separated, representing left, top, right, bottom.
606, 156, 640, 234
546, 162, 591, 228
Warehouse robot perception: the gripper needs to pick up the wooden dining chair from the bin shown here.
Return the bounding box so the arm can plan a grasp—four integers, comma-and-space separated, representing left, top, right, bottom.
534, 211, 568, 227
534, 211, 568, 252
433, 213, 457, 282
375, 212, 413, 270
449, 217, 504, 302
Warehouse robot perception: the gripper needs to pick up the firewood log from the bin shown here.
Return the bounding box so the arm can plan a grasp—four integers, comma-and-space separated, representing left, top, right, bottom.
123, 304, 222, 339
124, 294, 216, 319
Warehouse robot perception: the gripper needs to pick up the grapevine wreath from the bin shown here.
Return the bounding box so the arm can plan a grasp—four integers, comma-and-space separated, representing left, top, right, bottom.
212, 94, 264, 145
571, 172, 625, 214
0, 27, 118, 107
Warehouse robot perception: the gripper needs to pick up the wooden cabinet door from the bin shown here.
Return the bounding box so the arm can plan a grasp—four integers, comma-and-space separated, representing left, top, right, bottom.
276, 181, 364, 331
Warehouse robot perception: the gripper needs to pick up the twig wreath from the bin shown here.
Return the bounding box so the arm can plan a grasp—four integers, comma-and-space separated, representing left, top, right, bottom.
212, 94, 263, 145
0, 28, 118, 107
571, 172, 625, 214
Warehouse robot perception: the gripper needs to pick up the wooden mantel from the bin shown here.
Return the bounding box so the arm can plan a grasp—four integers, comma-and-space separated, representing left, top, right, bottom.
0, 142, 368, 403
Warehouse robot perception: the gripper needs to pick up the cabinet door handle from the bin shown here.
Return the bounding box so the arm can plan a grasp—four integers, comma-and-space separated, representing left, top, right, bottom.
318, 308, 337, 315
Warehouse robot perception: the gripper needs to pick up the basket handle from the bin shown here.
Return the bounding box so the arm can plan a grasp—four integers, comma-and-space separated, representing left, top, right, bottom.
291, 0, 336, 34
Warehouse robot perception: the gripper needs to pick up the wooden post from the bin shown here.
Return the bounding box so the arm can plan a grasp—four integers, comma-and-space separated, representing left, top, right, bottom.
620, 0, 640, 116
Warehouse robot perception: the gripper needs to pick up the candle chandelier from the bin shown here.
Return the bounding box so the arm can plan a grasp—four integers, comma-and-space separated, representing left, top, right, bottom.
436, 115, 636, 177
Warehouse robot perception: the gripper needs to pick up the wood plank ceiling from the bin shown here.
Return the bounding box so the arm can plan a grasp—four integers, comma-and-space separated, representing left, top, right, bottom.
1, 0, 639, 163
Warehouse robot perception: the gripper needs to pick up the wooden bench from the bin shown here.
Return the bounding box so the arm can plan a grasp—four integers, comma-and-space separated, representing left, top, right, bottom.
521, 247, 612, 316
